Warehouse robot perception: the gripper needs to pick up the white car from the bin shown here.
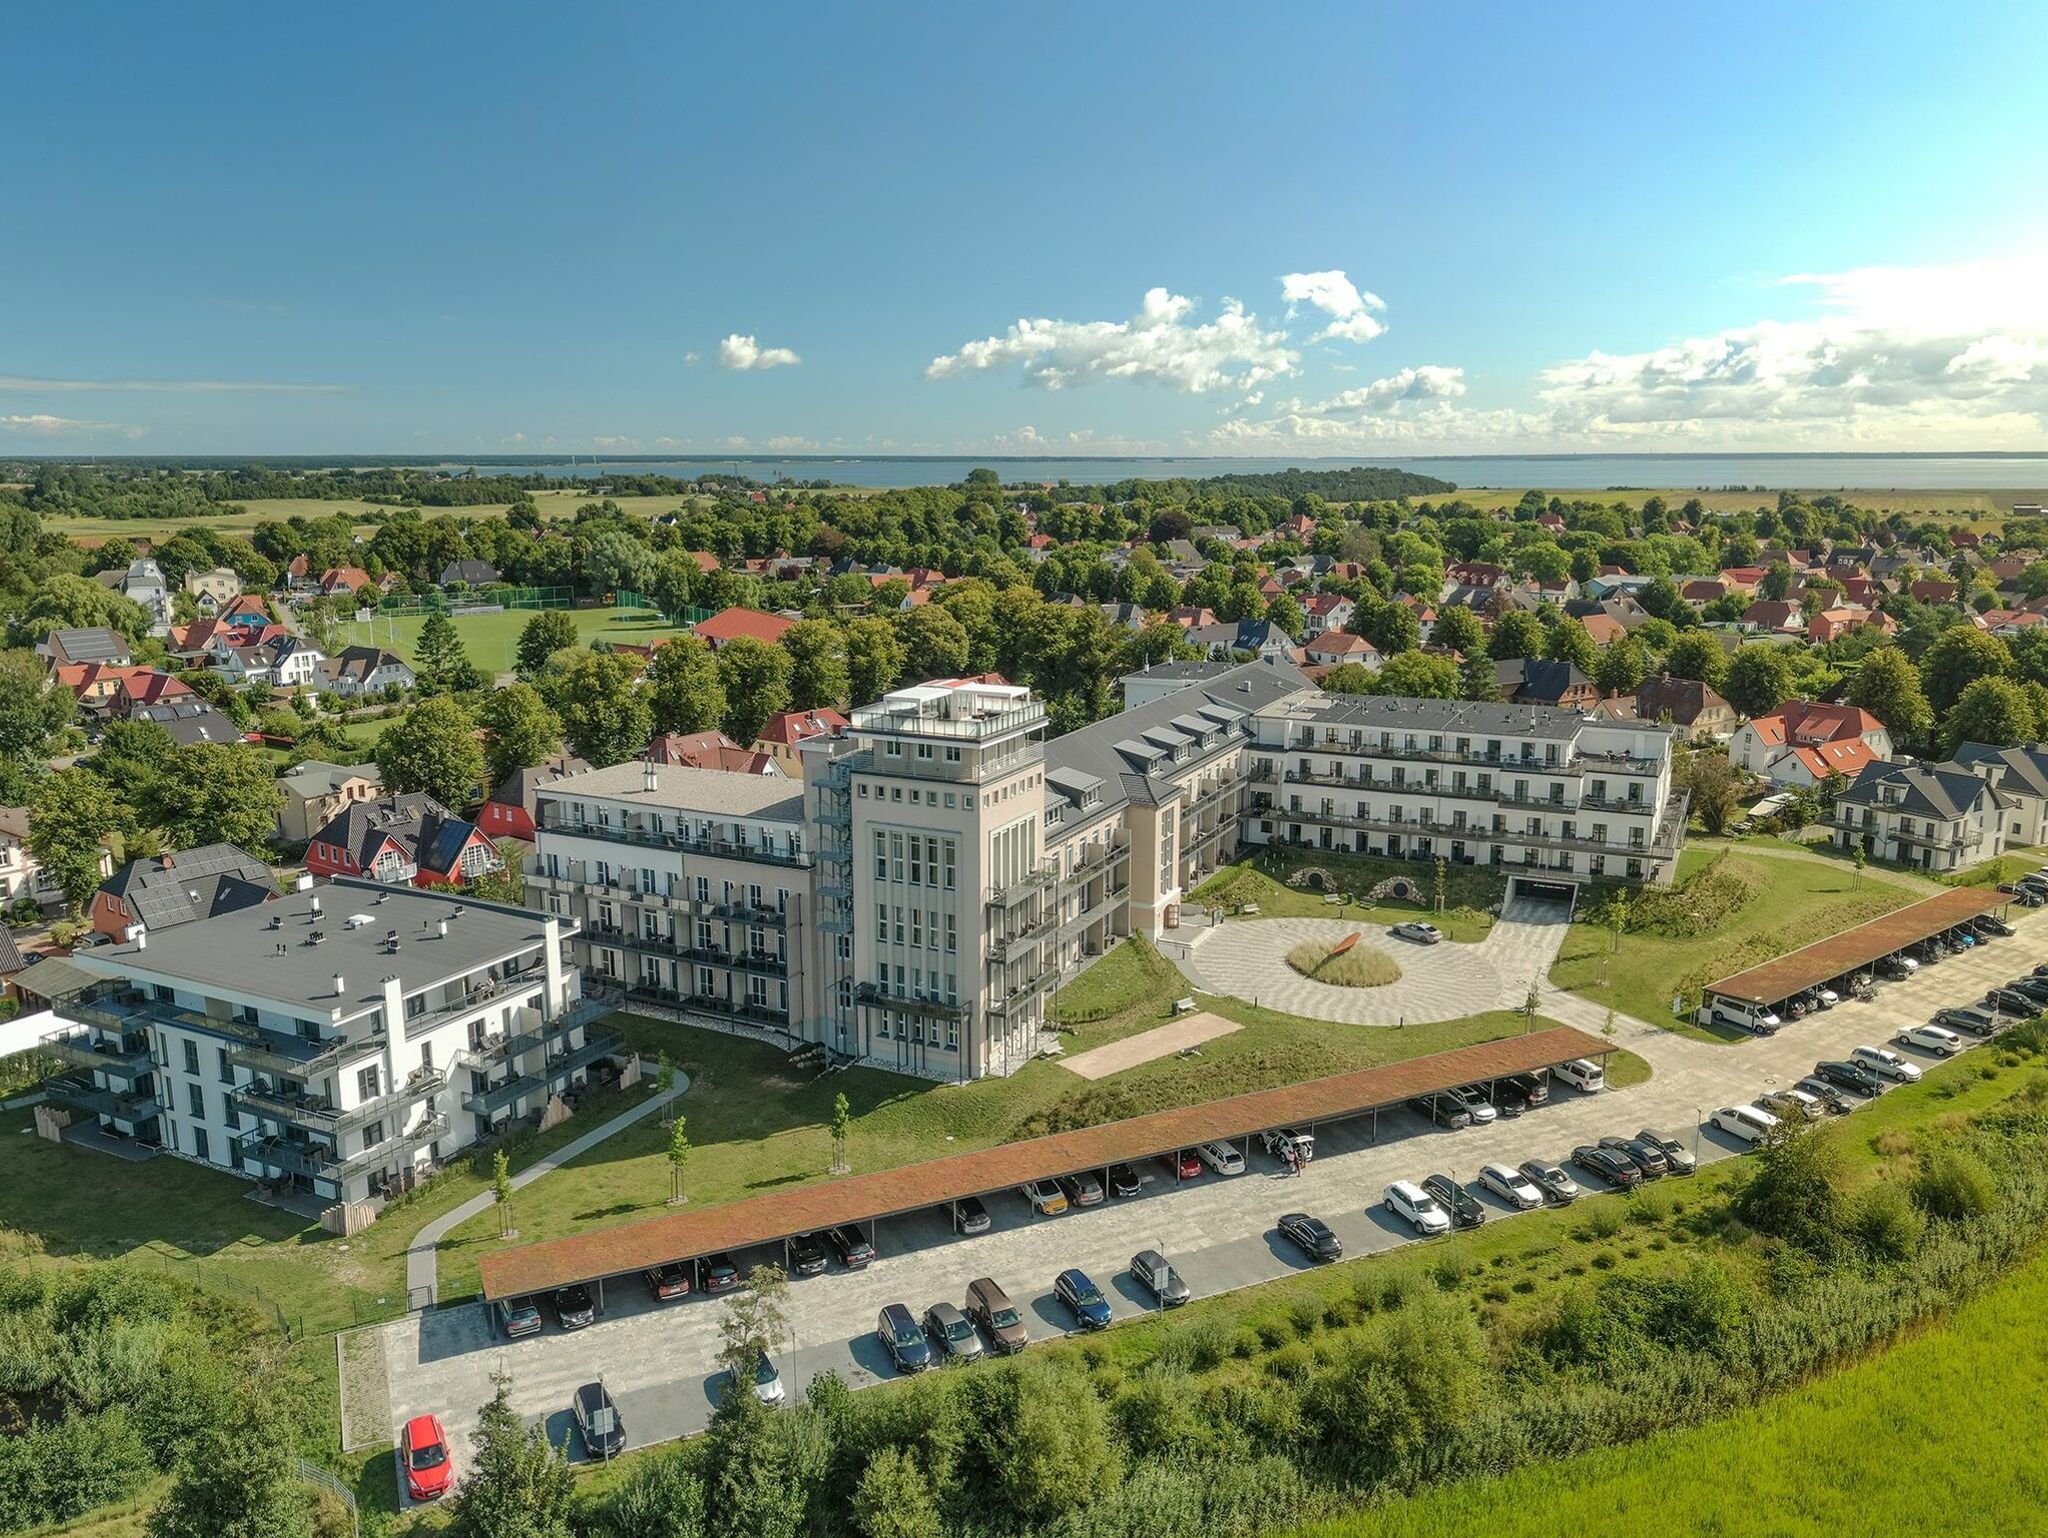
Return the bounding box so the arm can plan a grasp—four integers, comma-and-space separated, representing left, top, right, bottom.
1195, 1140, 1246, 1175
1477, 1162, 1545, 1210
1852, 1045, 1923, 1083
1444, 1085, 1499, 1125
751, 1349, 785, 1405
1384, 1179, 1452, 1235
1552, 1058, 1606, 1093
1259, 1128, 1315, 1162
1711, 1104, 1780, 1144
1896, 1023, 1963, 1058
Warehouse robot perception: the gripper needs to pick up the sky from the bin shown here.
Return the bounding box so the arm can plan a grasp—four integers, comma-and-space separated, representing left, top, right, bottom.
4, 1, 2047, 459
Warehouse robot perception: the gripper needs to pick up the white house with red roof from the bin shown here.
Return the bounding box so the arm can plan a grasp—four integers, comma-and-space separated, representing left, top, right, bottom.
1303, 630, 1382, 669
1300, 593, 1356, 638
1732, 701, 1895, 786
751, 707, 849, 778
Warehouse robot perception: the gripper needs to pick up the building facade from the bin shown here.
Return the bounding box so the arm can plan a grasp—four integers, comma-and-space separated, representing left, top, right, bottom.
1830, 759, 2006, 872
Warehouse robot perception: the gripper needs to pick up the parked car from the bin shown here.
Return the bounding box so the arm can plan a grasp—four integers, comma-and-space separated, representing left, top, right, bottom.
401, 1414, 455, 1500
1056, 1171, 1105, 1207
700, 1253, 741, 1293
1552, 1058, 1606, 1093
644, 1264, 691, 1301
827, 1226, 877, 1267
1444, 1085, 1499, 1125
1107, 1163, 1143, 1197
1974, 914, 2016, 938
1259, 1128, 1315, 1162
1407, 1092, 1472, 1130
1495, 1072, 1551, 1115
1518, 1159, 1580, 1203
1709, 1105, 1779, 1144
2004, 976, 2048, 1006
553, 1284, 595, 1330
1794, 1076, 1855, 1114
750, 1348, 785, 1405
1420, 1173, 1486, 1229
1896, 1022, 1964, 1058
572, 1381, 626, 1459
1162, 1150, 1204, 1180
877, 1303, 935, 1373
1130, 1249, 1191, 1307
1757, 1088, 1825, 1123
1635, 1128, 1697, 1174
1876, 955, 1918, 981
1195, 1140, 1246, 1175
1599, 1135, 1668, 1179
923, 1301, 984, 1363
1478, 1162, 1546, 1209
1054, 1268, 1113, 1330
1986, 987, 2042, 1017
1813, 1059, 1886, 1096
1852, 1044, 1923, 1083
953, 1196, 991, 1234
1571, 1144, 1642, 1187
1384, 1179, 1454, 1234
1278, 1211, 1343, 1261
1811, 984, 1841, 1009
494, 1296, 543, 1338
1021, 1180, 1069, 1216
1936, 1006, 2001, 1037
1391, 921, 1444, 944
965, 1277, 1029, 1354
787, 1233, 829, 1277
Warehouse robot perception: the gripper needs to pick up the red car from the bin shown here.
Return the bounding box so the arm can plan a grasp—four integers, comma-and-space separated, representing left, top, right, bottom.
402, 1414, 454, 1501
1161, 1150, 1203, 1181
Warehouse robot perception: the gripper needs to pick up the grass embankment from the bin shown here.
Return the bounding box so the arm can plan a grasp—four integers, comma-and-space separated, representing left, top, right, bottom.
1551, 848, 1921, 1040
434, 936, 1609, 1298
334, 603, 687, 673
1193, 852, 1500, 943
1286, 941, 1402, 987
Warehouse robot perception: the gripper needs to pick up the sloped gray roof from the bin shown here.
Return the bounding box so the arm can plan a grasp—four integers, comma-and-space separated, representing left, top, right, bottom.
100, 844, 276, 932
1837, 759, 2003, 821
1950, 743, 2048, 802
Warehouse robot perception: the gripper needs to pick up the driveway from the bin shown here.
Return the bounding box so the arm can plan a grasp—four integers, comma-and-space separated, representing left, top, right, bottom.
378, 906, 2036, 1470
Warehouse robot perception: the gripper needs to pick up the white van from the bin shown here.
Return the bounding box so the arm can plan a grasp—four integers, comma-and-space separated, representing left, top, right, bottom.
1710, 1104, 1779, 1143
1895, 1023, 1963, 1058
1384, 1180, 1451, 1236
1552, 1058, 1606, 1093
1852, 1044, 1923, 1083
1696, 998, 1782, 1036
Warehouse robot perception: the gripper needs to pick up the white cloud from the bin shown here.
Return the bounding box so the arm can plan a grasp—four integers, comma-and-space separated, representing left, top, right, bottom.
1, 413, 145, 438
501, 432, 528, 445
721, 435, 751, 451
591, 435, 640, 450
717, 334, 801, 370
0, 374, 343, 393
1280, 269, 1387, 344
763, 435, 817, 452
654, 435, 690, 450
683, 351, 701, 365
1320, 365, 1468, 413
926, 286, 1297, 394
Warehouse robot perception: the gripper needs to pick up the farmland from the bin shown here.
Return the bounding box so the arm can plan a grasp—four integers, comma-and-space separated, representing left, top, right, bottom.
40, 488, 704, 543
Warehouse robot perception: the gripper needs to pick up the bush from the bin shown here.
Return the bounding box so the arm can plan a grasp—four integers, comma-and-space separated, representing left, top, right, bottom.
1912, 1147, 1999, 1223
1734, 1126, 1847, 1257
1852, 1179, 1927, 1261
1584, 1202, 1627, 1240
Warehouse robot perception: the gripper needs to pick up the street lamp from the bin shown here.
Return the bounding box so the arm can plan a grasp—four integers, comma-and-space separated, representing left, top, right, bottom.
1694, 1105, 1703, 1163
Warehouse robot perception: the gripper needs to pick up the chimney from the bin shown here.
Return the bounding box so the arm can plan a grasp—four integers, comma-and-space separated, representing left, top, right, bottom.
643, 762, 659, 794
309, 895, 322, 916
133, 927, 147, 950
438, 919, 449, 938
332, 972, 344, 996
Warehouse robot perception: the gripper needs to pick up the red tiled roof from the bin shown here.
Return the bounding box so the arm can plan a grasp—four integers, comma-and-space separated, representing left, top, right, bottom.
476, 1025, 1612, 1299
755, 708, 848, 747
1707, 890, 2004, 1006
1786, 738, 1877, 779
693, 607, 796, 645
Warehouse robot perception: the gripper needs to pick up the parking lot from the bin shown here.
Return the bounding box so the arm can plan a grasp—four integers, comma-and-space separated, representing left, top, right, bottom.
376, 902, 2040, 1487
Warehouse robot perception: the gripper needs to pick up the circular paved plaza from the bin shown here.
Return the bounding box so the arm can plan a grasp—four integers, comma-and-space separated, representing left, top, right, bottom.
1184, 915, 1543, 1025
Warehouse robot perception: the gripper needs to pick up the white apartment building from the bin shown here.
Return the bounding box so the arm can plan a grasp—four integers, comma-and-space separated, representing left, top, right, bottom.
1244, 695, 1688, 892
1830, 759, 2007, 872
45, 883, 608, 1213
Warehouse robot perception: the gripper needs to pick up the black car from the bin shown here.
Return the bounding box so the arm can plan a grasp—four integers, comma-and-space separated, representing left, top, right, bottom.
2005, 976, 2048, 1006
1876, 956, 1916, 981
700, 1253, 740, 1293
1571, 1145, 1642, 1188
1813, 1059, 1885, 1096
787, 1233, 829, 1278
572, 1381, 625, 1460
1497, 1072, 1551, 1114
1406, 1093, 1472, 1130
644, 1263, 691, 1301
494, 1296, 543, 1337
1936, 1006, 2000, 1037
1986, 987, 2042, 1017
1420, 1173, 1485, 1229
876, 1303, 934, 1372
827, 1226, 877, 1269
1794, 1076, 1855, 1114
1107, 1163, 1143, 1198
1518, 1159, 1579, 1204
1130, 1249, 1190, 1307
553, 1284, 595, 1329
1600, 1135, 1669, 1179
1973, 914, 2014, 938
1278, 1212, 1343, 1262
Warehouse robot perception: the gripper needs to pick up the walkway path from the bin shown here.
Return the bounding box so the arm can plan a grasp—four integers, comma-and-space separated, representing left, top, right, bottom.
402, 1064, 684, 1305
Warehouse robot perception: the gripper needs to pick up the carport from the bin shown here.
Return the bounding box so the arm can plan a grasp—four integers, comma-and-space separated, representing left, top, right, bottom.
1699, 886, 2007, 1031
476, 1024, 1616, 1308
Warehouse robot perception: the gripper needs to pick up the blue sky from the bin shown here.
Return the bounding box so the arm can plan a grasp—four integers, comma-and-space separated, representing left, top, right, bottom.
4, 1, 2046, 456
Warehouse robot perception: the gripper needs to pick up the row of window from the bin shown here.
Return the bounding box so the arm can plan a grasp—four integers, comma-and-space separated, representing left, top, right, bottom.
874, 1013, 961, 1050
875, 904, 957, 952
875, 963, 960, 1006
872, 831, 959, 889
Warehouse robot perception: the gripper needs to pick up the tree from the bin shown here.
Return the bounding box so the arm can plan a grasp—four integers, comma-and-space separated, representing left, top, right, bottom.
28, 769, 119, 915
144, 1386, 311, 1538
1722, 644, 1795, 719
1460, 650, 1501, 702
830, 1091, 852, 1174
1266, 591, 1306, 641
1376, 651, 1461, 699
1845, 645, 1933, 744
478, 683, 564, 788
514, 610, 580, 678
1663, 630, 1728, 689
1428, 604, 1485, 658
1544, 616, 1596, 672
415, 611, 484, 693
1321, 661, 1377, 695
845, 618, 904, 706
1921, 624, 2012, 715
715, 1265, 791, 1395
703, 1387, 802, 1538
0, 648, 74, 769
1683, 750, 1741, 836
155, 745, 283, 853
716, 637, 794, 746
1487, 610, 1545, 661
645, 637, 726, 736
667, 1114, 690, 1205
851, 1447, 942, 1538
1363, 601, 1421, 657
544, 650, 653, 766
780, 619, 848, 711
377, 696, 485, 805
24, 574, 153, 640
1593, 635, 1649, 697
1759, 561, 1794, 601
894, 606, 970, 685
493, 1148, 515, 1238
1945, 674, 2038, 754
1734, 1126, 1845, 1258
448, 1374, 575, 1538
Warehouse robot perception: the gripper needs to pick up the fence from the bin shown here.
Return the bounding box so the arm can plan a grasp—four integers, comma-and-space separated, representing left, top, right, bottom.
376, 585, 573, 616
617, 590, 715, 624
296, 1458, 360, 1538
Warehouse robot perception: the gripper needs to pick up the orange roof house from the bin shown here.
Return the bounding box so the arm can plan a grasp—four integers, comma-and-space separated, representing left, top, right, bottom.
691, 606, 797, 649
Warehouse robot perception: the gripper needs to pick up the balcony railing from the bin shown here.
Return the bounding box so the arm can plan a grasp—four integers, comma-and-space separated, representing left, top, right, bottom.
990, 908, 1061, 960
463, 1074, 542, 1116
234, 1067, 445, 1136
541, 1031, 624, 1080
1267, 803, 1679, 858
40, 1032, 156, 1081
985, 865, 1057, 909
46, 1077, 160, 1124
402, 979, 545, 1042
622, 984, 790, 1030
1260, 738, 1663, 777
537, 815, 811, 869
1060, 886, 1129, 934
854, 983, 967, 1021
989, 967, 1058, 1017
237, 1114, 450, 1184
227, 1025, 387, 1081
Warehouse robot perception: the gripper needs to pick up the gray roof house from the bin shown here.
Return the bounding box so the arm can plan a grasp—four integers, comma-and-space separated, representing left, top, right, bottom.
1830, 759, 2007, 873
95, 843, 277, 937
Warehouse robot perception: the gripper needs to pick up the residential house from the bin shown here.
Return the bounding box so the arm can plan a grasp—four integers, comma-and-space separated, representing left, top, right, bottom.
39, 628, 132, 669
646, 731, 779, 776
130, 700, 243, 745
0, 805, 110, 909
1444, 562, 1507, 591
1494, 659, 1597, 711
182, 567, 242, 614
753, 709, 849, 779
1772, 736, 1881, 788
479, 755, 591, 843
318, 567, 374, 600
91, 844, 277, 940
1909, 579, 1961, 605
1184, 619, 1299, 663
691, 606, 797, 650
317, 646, 416, 698
305, 794, 502, 889
1953, 742, 2048, 848
276, 760, 386, 846
1581, 612, 1630, 648
1738, 600, 1806, 636
96, 559, 171, 636
1301, 593, 1356, 638
1633, 676, 1739, 740
1303, 630, 1382, 669
438, 559, 500, 587
1831, 760, 2005, 872
1732, 701, 1896, 784
1806, 606, 1898, 645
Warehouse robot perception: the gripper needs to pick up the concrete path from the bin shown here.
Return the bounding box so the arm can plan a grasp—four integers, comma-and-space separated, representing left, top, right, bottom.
402, 1064, 684, 1305
1059, 1011, 1242, 1079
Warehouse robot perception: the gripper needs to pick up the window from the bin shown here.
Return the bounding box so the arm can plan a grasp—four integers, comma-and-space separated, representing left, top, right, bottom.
874, 830, 887, 880
945, 913, 956, 953
193, 1127, 209, 1163
911, 909, 923, 947
942, 840, 957, 891
186, 1082, 204, 1119
875, 903, 888, 941
182, 1040, 200, 1076
891, 833, 904, 881
893, 906, 905, 943
357, 1066, 381, 1100
909, 842, 923, 885
695, 875, 709, 902
217, 1047, 233, 1084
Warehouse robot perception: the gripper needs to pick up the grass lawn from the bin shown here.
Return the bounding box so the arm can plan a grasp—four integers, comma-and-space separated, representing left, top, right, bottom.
1192, 852, 1501, 943
1551, 848, 1921, 1040
333, 603, 688, 674
42, 489, 705, 542
1286, 940, 1401, 987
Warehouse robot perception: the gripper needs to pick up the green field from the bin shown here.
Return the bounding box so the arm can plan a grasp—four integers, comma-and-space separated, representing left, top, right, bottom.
1191, 851, 1503, 943
42, 488, 705, 542
1424, 484, 2043, 521
333, 602, 688, 673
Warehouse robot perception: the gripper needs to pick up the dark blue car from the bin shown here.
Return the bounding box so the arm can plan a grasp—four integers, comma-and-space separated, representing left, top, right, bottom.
1053, 1268, 1112, 1330
876, 1303, 934, 1372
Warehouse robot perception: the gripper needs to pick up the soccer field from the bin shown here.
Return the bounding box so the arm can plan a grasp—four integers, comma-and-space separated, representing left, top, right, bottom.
333, 604, 688, 673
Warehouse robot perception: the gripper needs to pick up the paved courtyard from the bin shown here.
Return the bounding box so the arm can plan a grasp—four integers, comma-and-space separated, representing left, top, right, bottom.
373, 903, 2040, 1491
1179, 897, 1572, 1023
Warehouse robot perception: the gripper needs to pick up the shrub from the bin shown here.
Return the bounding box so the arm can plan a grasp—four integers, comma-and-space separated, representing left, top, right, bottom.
1851, 1179, 1927, 1261
1734, 1126, 1847, 1257
1912, 1147, 1998, 1223
1287, 1292, 1325, 1339
1584, 1203, 1627, 1240
1256, 1317, 1292, 1351
1268, 1342, 1318, 1382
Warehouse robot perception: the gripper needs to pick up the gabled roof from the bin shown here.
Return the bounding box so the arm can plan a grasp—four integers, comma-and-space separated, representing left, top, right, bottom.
130, 700, 242, 745
42, 628, 131, 666
1952, 742, 2048, 802
1748, 700, 1885, 746
1495, 657, 1593, 705
312, 793, 469, 871
1785, 738, 1878, 780
692, 607, 796, 646
278, 759, 381, 799
1836, 759, 2000, 821
1635, 675, 1733, 725
755, 708, 848, 747
487, 754, 592, 813
100, 843, 276, 932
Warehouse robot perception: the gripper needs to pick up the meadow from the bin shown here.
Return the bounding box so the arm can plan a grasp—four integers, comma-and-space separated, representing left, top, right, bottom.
332, 602, 688, 672
42, 488, 702, 542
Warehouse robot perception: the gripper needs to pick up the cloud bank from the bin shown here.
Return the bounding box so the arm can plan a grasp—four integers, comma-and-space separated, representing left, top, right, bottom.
718, 334, 801, 370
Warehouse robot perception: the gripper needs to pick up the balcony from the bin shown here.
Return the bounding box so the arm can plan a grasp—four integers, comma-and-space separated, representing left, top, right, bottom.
541, 1031, 625, 1080
854, 983, 967, 1021
403, 979, 545, 1042
989, 908, 1061, 960
237, 1114, 450, 1184
1271, 803, 1681, 859
463, 1073, 543, 1116
816, 800, 850, 829
990, 967, 1058, 1017
41, 1032, 155, 1081
1269, 737, 1664, 777
623, 984, 790, 1030
1060, 843, 1130, 886
697, 898, 789, 928
234, 1067, 446, 1136
1060, 885, 1129, 934
985, 865, 1058, 909
537, 815, 812, 869
227, 1024, 386, 1081
46, 1077, 160, 1125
